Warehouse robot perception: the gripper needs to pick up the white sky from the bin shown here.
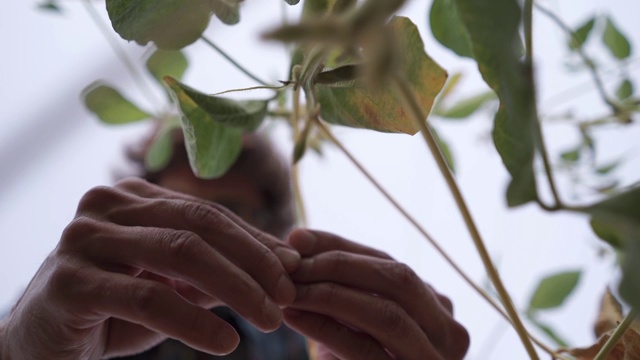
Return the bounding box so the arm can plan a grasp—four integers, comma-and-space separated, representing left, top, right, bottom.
1, 0, 639, 358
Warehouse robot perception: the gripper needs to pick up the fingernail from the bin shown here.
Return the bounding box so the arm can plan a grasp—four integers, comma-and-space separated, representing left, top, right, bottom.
291, 230, 316, 253
264, 297, 283, 328
274, 247, 301, 270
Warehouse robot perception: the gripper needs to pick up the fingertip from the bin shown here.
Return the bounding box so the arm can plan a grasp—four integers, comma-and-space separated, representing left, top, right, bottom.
273, 247, 301, 272
207, 322, 240, 356
288, 229, 317, 255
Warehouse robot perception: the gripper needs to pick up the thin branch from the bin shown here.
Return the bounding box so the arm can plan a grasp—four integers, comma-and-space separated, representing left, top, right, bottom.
315, 120, 565, 359
594, 309, 637, 360
291, 80, 308, 226
535, 3, 621, 112
82, 0, 162, 108
200, 36, 271, 87
392, 74, 539, 360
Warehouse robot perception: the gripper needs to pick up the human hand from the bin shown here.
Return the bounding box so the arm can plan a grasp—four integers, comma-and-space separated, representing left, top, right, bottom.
282, 230, 469, 360
0, 178, 300, 359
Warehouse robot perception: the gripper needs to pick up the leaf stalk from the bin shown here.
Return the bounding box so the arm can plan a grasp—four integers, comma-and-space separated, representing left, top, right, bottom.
593, 309, 637, 360
200, 36, 271, 87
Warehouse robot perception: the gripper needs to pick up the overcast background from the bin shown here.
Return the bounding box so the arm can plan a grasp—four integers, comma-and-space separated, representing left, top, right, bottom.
1, 0, 639, 358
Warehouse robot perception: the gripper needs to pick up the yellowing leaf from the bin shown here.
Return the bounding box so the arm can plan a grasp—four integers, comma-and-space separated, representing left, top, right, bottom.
318, 16, 447, 134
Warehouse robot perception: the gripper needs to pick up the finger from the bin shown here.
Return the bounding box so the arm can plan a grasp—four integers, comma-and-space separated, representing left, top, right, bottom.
138, 271, 221, 309
292, 283, 441, 360
288, 229, 392, 260
66, 219, 284, 332
49, 266, 240, 356
291, 251, 452, 344
114, 178, 301, 272
282, 308, 391, 360
75, 185, 297, 306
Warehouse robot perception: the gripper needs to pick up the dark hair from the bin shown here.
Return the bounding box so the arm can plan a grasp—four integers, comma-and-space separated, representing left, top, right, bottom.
123, 124, 295, 239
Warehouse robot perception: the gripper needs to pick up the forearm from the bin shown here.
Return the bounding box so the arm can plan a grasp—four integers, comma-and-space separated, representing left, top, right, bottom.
0, 316, 9, 360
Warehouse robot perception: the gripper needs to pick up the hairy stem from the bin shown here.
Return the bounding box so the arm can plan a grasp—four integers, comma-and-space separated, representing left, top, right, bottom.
200, 36, 271, 87
392, 74, 539, 359
82, 0, 162, 108
594, 310, 637, 360
315, 120, 564, 359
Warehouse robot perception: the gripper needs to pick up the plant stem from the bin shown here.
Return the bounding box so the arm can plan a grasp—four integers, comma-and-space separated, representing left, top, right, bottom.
594, 309, 637, 360
291, 82, 308, 226
315, 120, 564, 359
534, 3, 620, 112
82, 0, 162, 108
392, 74, 539, 360
200, 36, 271, 87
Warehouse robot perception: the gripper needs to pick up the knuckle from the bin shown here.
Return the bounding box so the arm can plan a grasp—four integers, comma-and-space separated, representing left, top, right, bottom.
165, 230, 201, 259
318, 283, 340, 304
387, 262, 421, 289
129, 282, 163, 317
47, 261, 89, 306
77, 186, 119, 212
447, 320, 470, 359
327, 251, 348, 273
113, 177, 148, 192
60, 216, 102, 251
182, 202, 218, 225
437, 293, 454, 314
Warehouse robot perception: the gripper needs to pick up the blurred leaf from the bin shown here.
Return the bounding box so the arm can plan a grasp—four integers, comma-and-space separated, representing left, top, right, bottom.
595, 160, 621, 175
602, 17, 632, 60
106, 0, 215, 49
315, 64, 362, 85
594, 289, 623, 337
146, 49, 189, 85
145, 118, 180, 171
437, 72, 463, 102
431, 127, 456, 173
453, 0, 538, 207
528, 317, 569, 348
569, 17, 595, 50
616, 79, 634, 100
318, 16, 447, 134
210, 0, 242, 25
82, 83, 151, 124
587, 187, 640, 309
37, 1, 63, 13
429, 0, 474, 58
283, 0, 300, 4
560, 147, 581, 163
164, 77, 245, 179
528, 270, 581, 311
433, 91, 496, 119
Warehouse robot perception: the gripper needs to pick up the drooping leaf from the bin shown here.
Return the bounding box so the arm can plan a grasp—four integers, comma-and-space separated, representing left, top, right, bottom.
82, 83, 151, 124
587, 187, 640, 308
433, 91, 496, 119
429, 0, 474, 58
602, 17, 632, 60
164, 77, 248, 179
595, 160, 621, 175
145, 118, 181, 171
528, 270, 581, 311
37, 1, 63, 13
146, 49, 189, 85
317, 16, 447, 134
616, 79, 634, 100
453, 0, 538, 207
569, 17, 595, 51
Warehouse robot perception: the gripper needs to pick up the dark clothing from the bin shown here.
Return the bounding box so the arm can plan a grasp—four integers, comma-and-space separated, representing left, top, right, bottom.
115, 307, 309, 360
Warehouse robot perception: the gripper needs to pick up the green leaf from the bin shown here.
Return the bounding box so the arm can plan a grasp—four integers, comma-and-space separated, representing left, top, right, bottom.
569, 17, 595, 50
595, 160, 621, 175
433, 91, 496, 119
164, 77, 249, 179
616, 79, 634, 100
560, 147, 581, 163
145, 118, 180, 171
453, 0, 538, 207
528, 270, 581, 311
37, 1, 63, 13
146, 49, 189, 85
283, 0, 300, 4
210, 0, 242, 25
106, 0, 212, 49
586, 187, 640, 309
317, 16, 447, 134
82, 83, 151, 124
429, 0, 474, 58
602, 17, 632, 60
